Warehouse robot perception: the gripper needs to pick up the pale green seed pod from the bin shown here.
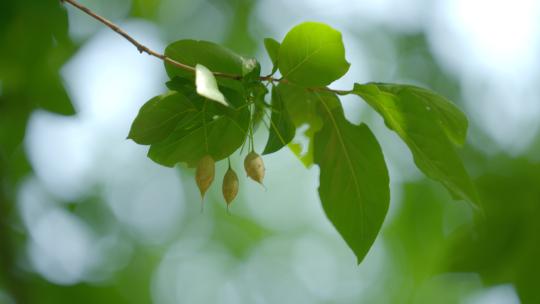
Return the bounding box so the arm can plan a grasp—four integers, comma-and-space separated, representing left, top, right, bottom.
195, 155, 215, 198
222, 167, 239, 205
244, 151, 265, 184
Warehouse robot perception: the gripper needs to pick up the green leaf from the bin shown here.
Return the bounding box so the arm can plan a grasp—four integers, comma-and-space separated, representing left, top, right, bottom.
263, 38, 280, 74
241, 59, 262, 91
313, 92, 390, 264
372, 83, 468, 146
164, 39, 263, 102
276, 83, 341, 166
277, 84, 322, 128
128, 92, 197, 145
148, 91, 250, 167
262, 86, 296, 155
278, 22, 350, 87
287, 126, 318, 167
195, 64, 228, 106
164, 40, 245, 80
264, 38, 280, 65
276, 83, 323, 166
352, 83, 479, 206
241, 58, 260, 78
165, 76, 195, 95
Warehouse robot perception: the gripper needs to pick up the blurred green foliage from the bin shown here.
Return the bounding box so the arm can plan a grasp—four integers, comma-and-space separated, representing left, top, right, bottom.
0, 1, 75, 302
446, 157, 540, 304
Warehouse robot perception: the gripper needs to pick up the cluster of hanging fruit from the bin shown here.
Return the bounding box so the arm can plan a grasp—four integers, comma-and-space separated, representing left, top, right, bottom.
195, 151, 265, 209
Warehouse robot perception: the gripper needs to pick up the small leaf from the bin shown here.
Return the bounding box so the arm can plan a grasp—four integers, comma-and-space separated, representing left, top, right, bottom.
263, 38, 280, 74
242, 58, 259, 78
262, 86, 296, 155
241, 59, 262, 89
352, 83, 479, 206
278, 22, 350, 87
264, 38, 280, 65
314, 92, 390, 264
128, 92, 197, 145
195, 64, 228, 106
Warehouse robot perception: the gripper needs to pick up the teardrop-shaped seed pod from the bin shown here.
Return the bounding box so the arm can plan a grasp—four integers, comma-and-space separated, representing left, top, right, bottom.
244, 151, 265, 184
222, 167, 239, 205
195, 155, 215, 198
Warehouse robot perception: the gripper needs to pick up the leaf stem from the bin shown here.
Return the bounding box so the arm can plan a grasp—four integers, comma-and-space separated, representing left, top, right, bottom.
61, 0, 239, 79
249, 104, 255, 152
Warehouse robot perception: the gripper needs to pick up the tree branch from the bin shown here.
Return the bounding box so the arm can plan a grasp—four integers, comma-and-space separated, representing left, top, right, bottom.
60, 0, 350, 94
61, 0, 242, 80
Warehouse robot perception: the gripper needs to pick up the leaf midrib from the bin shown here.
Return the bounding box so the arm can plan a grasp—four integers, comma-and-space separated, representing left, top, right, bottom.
283, 47, 323, 78
156, 112, 247, 153
316, 93, 365, 239
141, 109, 196, 134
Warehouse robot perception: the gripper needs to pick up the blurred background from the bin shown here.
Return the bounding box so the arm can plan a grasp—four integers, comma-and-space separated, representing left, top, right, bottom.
1, 0, 540, 303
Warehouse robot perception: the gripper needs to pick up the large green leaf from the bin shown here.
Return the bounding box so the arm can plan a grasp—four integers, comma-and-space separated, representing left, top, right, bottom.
128, 92, 197, 145
262, 86, 295, 155
278, 22, 350, 87
372, 83, 468, 146
313, 92, 390, 264
147, 89, 250, 167
352, 83, 479, 206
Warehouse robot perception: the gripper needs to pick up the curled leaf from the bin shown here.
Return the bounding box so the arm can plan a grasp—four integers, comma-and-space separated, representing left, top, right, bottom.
195, 64, 228, 106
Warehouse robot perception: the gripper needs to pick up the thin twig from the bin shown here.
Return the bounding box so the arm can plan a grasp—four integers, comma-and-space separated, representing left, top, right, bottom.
60, 0, 350, 93
61, 0, 241, 79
